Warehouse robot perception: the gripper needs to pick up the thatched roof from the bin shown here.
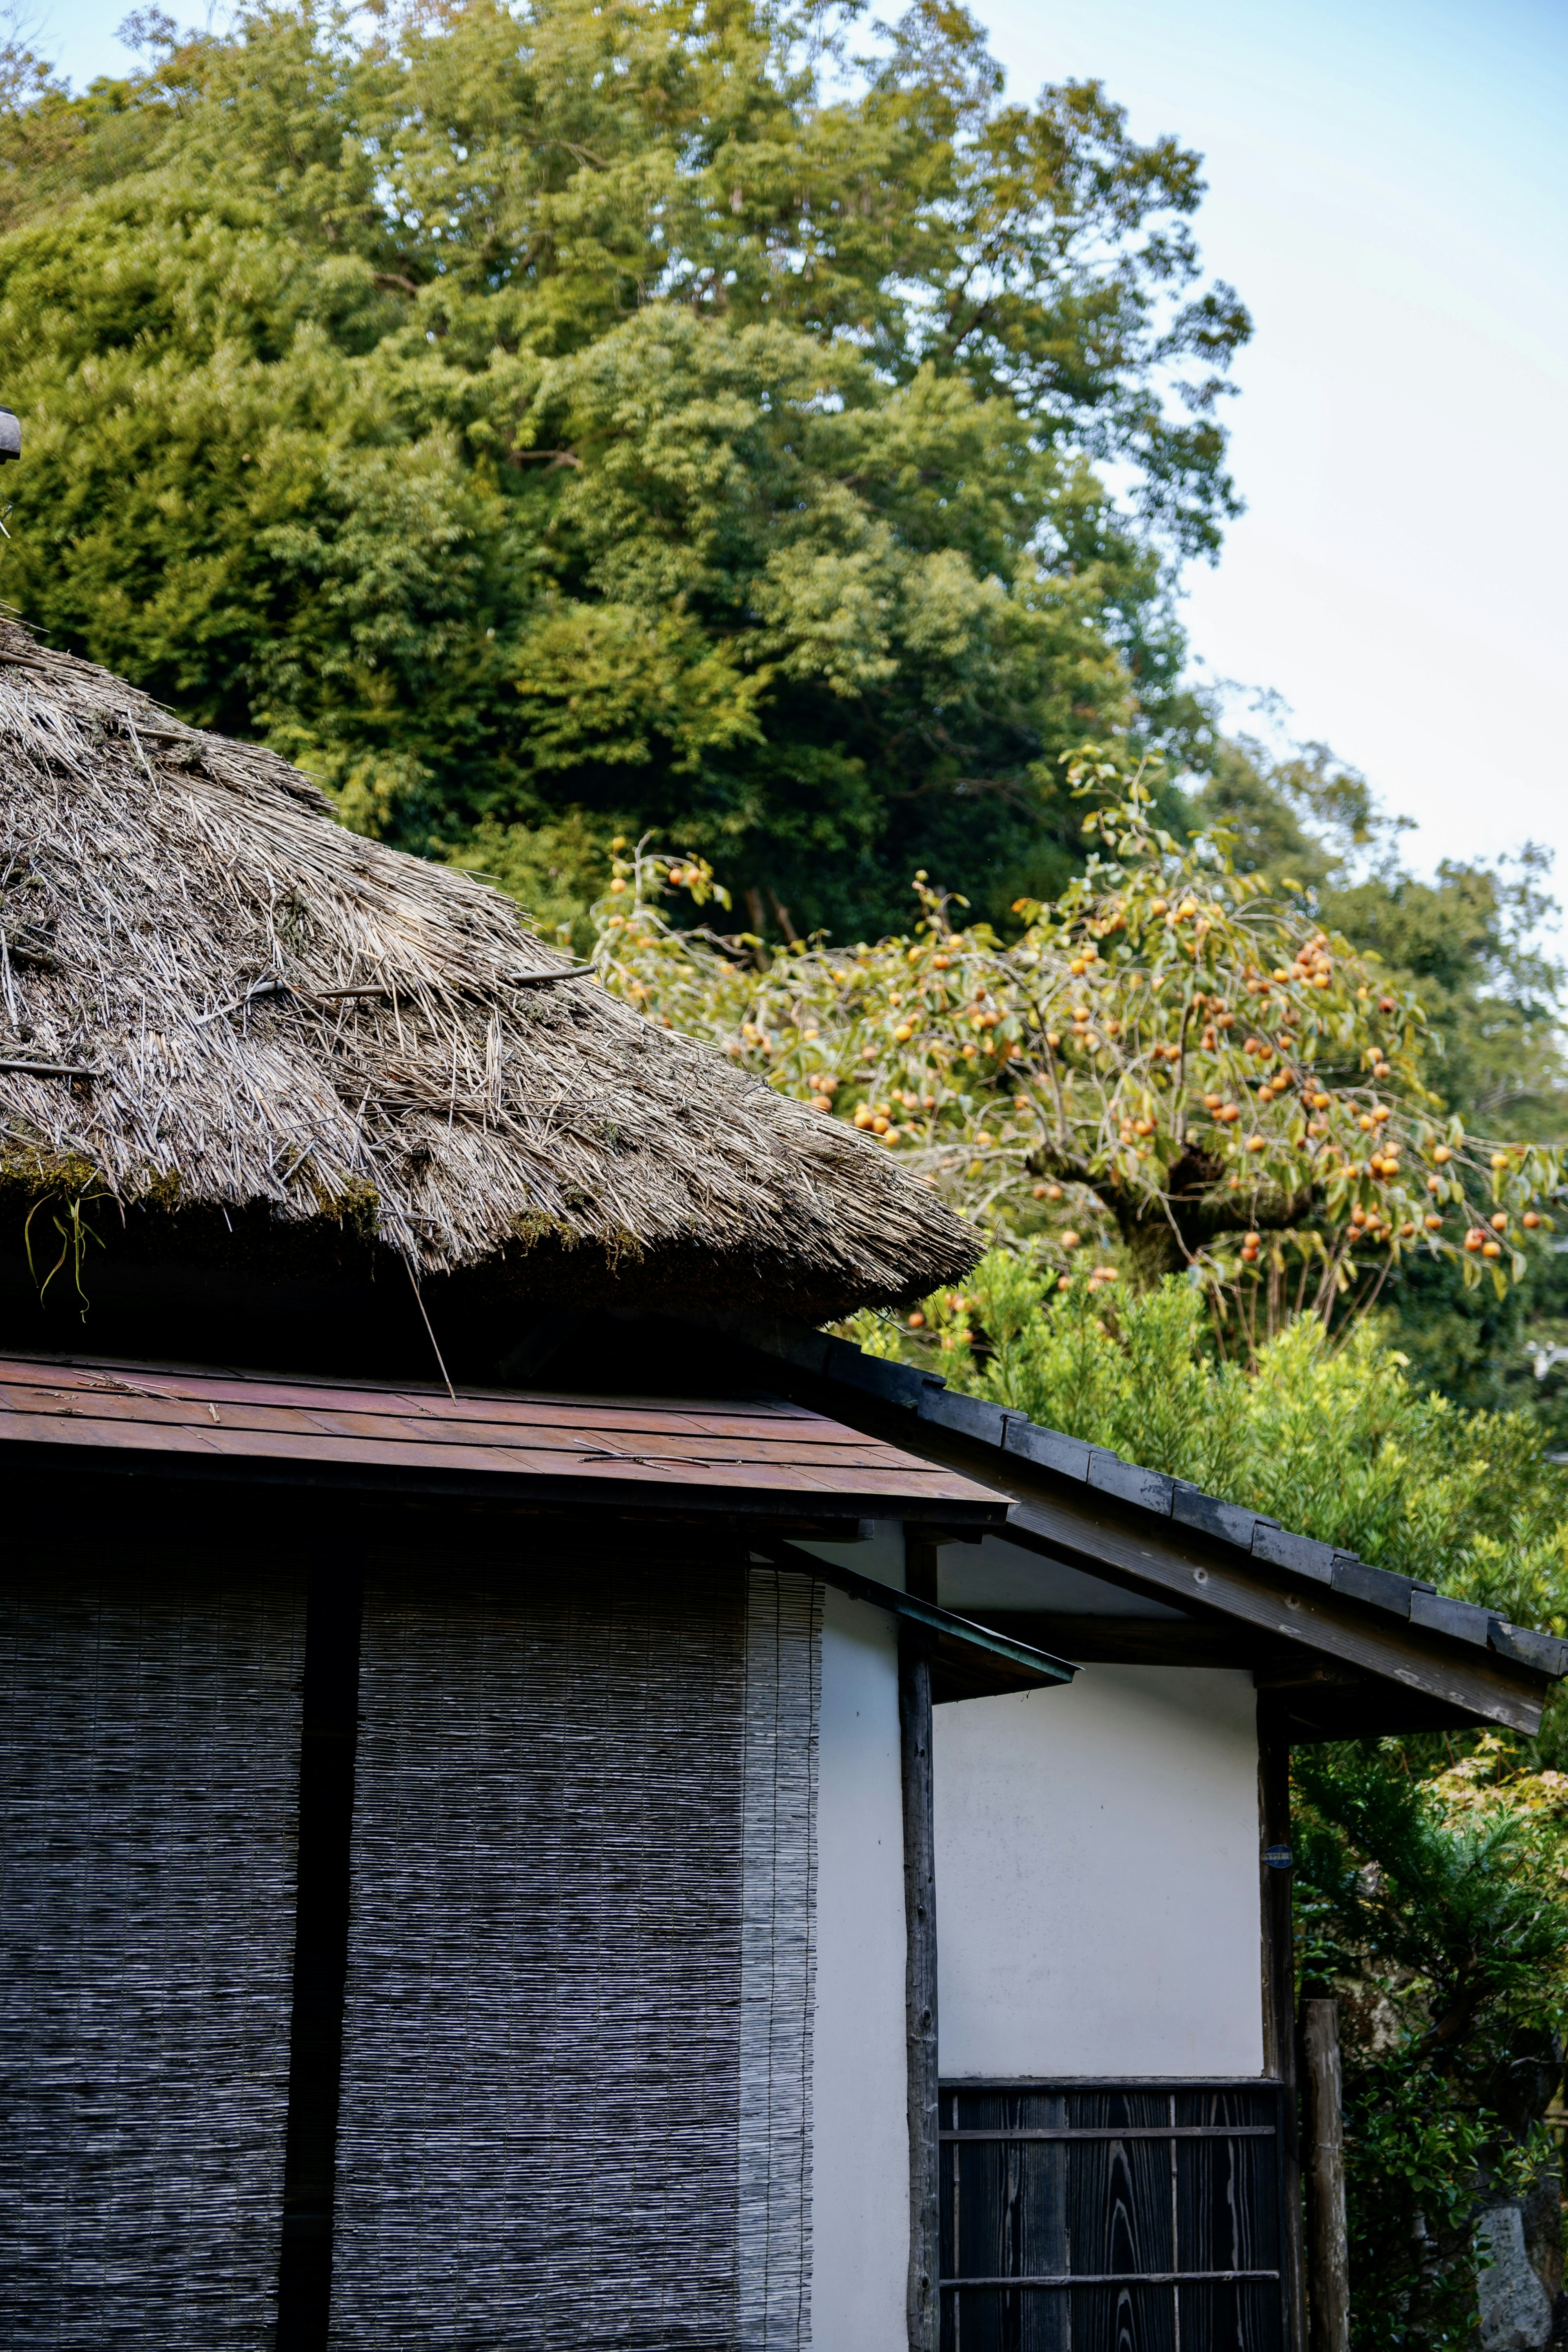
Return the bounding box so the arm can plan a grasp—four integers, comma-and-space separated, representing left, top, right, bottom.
0, 620, 976, 1324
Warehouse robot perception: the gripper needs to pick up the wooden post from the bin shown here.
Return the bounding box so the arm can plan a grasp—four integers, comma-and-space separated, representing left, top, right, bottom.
275, 1541, 363, 2352
1259, 1718, 1306, 2351
1303, 1996, 1350, 2352
902, 1535, 940, 2352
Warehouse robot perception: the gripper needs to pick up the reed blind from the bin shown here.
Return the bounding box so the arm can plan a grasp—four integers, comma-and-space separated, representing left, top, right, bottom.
328, 1551, 819, 2351
0, 1559, 305, 2347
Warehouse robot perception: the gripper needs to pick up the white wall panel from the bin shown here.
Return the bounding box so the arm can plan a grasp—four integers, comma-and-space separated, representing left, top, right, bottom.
935, 1667, 1263, 2080
940, 1534, 1189, 1620
810, 1587, 909, 2352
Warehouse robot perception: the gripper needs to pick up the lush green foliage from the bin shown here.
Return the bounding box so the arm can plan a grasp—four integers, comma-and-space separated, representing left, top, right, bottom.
1329, 2056, 1504, 2349
0, 0, 1249, 936
12, 0, 1560, 1391
1296, 1744, 1568, 2345
1296, 1750, 1568, 2064
586, 775, 1563, 1320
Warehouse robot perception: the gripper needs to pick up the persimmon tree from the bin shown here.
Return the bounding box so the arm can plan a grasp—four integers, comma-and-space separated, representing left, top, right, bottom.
587, 753, 1563, 1340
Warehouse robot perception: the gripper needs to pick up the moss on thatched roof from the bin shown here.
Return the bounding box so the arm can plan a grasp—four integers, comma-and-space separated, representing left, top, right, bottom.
0, 621, 976, 1321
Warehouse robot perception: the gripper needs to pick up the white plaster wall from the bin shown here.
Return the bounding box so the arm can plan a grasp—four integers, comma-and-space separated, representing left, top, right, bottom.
935, 1666, 1263, 2079
809, 1586, 909, 2352
939, 1533, 1190, 1619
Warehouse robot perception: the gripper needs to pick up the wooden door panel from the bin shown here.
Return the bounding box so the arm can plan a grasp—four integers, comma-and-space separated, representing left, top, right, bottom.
940, 2083, 1287, 2352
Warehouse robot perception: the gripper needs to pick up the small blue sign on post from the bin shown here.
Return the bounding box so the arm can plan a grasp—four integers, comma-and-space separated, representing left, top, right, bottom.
1262, 1843, 1293, 1871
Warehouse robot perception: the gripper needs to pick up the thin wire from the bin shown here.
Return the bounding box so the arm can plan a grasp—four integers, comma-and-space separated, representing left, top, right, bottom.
404, 1258, 456, 1400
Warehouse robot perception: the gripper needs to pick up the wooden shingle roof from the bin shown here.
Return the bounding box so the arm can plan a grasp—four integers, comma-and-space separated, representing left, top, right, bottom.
0, 1349, 1002, 1523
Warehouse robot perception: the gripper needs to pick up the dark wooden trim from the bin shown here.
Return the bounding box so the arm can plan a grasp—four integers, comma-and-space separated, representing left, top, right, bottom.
274, 1549, 363, 2352
1260, 1715, 1306, 2352
942, 2125, 1278, 2141
942, 2270, 1282, 2288
0, 1432, 1006, 1528
1303, 1999, 1350, 2352
982, 1610, 1255, 1666
905, 1532, 940, 1604
1000, 1495, 1541, 1733
902, 1537, 940, 2352
1259, 1728, 1293, 2083
982, 1612, 1467, 1737
938, 2074, 1289, 2089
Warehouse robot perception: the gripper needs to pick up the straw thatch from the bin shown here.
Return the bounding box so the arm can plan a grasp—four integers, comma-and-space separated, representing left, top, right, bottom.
0, 620, 977, 1322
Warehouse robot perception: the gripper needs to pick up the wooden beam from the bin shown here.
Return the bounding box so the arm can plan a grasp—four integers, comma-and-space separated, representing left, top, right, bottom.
984, 1609, 1487, 1737
275, 1546, 363, 2352
1260, 1716, 1306, 2352
999, 1495, 1541, 1735
902, 1536, 941, 2352
1303, 1999, 1350, 2352
982, 1610, 1256, 1667
1265, 1682, 1497, 1742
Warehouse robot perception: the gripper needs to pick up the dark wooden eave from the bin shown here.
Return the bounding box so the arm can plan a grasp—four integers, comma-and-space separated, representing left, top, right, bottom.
0, 1349, 1074, 1706
994, 1493, 1542, 1738
715, 1322, 1564, 1742
0, 1350, 1004, 1530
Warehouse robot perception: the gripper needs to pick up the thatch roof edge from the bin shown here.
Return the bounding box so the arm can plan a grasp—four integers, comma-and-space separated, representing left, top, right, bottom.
0, 621, 978, 1321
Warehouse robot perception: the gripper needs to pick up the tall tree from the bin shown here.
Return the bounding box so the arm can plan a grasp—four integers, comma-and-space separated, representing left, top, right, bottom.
0, 0, 1247, 936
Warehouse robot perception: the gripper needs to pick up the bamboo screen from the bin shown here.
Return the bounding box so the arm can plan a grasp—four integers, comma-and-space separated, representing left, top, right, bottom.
327, 1552, 820, 2350
0, 1560, 306, 2347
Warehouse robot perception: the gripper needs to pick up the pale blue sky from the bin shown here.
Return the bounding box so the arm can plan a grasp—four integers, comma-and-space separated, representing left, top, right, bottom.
977, 0, 1568, 917
30, 0, 1568, 913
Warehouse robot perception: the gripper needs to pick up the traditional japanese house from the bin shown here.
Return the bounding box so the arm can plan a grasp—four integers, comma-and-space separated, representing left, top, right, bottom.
0, 625, 1561, 2352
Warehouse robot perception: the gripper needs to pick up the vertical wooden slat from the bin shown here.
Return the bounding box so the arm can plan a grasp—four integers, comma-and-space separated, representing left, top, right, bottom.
1070, 2090, 1176, 2289
274, 1552, 363, 2352
904, 1535, 941, 2352
1303, 2000, 1350, 2352
1259, 1713, 1305, 2352
1169, 2088, 1180, 2352
1175, 2091, 1280, 2281
943, 2082, 1288, 2348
